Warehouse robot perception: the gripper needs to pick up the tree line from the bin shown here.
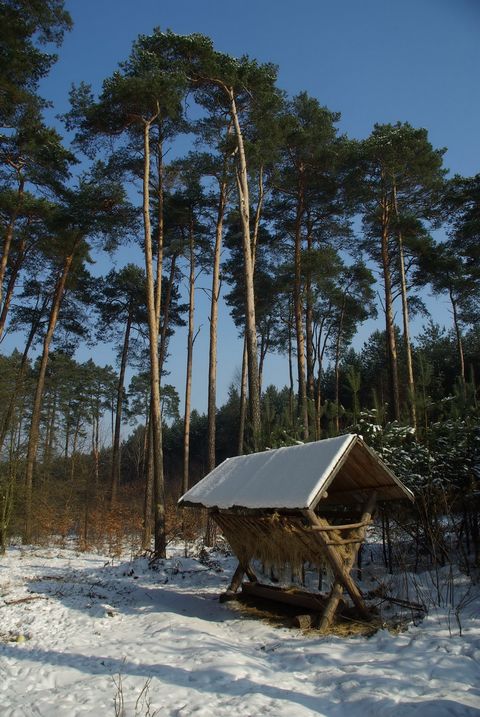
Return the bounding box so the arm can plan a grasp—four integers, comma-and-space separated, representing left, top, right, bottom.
1, 2, 479, 558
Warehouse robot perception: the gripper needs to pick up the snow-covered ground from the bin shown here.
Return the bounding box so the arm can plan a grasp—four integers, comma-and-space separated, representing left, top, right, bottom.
1, 543, 479, 717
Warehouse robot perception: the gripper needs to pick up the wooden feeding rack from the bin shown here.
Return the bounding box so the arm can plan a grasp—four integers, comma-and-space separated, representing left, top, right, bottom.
179, 434, 414, 631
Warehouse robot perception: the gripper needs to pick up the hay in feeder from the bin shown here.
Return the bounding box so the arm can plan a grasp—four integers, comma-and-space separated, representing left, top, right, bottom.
212, 511, 356, 575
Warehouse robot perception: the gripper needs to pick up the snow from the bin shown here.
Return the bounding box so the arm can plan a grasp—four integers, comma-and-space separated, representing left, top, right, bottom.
1, 543, 479, 716
180, 434, 356, 509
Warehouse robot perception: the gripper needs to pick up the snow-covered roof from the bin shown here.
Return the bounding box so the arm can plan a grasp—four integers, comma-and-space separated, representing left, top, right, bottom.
179, 433, 413, 511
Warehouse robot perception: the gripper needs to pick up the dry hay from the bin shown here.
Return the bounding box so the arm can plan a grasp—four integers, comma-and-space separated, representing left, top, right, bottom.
213, 511, 357, 574
228, 591, 382, 637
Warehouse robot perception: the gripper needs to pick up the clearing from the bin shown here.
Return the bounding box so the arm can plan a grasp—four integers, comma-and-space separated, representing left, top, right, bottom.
0, 544, 479, 716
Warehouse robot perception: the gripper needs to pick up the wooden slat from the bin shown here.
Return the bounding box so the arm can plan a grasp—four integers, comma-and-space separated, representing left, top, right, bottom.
310, 519, 371, 531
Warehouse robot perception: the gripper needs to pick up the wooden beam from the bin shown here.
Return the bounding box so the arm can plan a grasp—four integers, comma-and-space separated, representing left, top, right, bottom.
225, 560, 257, 594
241, 582, 327, 613
325, 483, 401, 495
310, 519, 371, 531
304, 508, 371, 621
228, 562, 245, 593
317, 491, 377, 632
322, 537, 364, 546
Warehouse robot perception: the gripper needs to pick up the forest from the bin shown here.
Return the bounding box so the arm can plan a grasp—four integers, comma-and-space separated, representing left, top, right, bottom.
1, 1, 479, 565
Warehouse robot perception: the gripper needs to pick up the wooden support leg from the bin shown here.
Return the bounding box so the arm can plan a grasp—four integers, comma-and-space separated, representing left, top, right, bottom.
225, 560, 257, 595
228, 562, 246, 593
307, 491, 377, 631
318, 582, 345, 632
318, 532, 367, 631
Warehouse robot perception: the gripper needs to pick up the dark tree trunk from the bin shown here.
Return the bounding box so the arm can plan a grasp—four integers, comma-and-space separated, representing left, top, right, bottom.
110, 307, 133, 505
182, 221, 196, 496
380, 193, 400, 421
0, 234, 26, 338
24, 252, 74, 543
293, 180, 309, 440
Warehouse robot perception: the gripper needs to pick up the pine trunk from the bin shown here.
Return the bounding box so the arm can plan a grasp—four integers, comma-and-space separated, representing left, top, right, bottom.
287, 310, 295, 427
0, 234, 26, 339
380, 193, 400, 421
393, 183, 417, 432
207, 179, 227, 473
110, 307, 133, 505
238, 337, 248, 455
158, 254, 177, 374
229, 91, 261, 450
24, 252, 74, 543
334, 301, 346, 434
69, 415, 81, 482
293, 183, 309, 440
0, 177, 24, 315
43, 391, 57, 468
155, 131, 164, 330
92, 406, 100, 488
305, 225, 315, 407
0, 296, 46, 452
449, 288, 466, 385
182, 221, 195, 496
142, 416, 154, 551
142, 118, 166, 558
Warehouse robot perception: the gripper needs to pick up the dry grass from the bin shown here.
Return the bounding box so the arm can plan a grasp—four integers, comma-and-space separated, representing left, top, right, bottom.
213, 511, 355, 575
228, 592, 383, 637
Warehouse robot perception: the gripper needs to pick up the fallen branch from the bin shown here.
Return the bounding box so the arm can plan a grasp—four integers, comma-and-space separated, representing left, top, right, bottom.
376, 595, 426, 611
2, 595, 49, 607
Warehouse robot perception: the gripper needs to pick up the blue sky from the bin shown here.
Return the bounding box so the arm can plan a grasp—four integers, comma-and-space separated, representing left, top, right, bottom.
17, 0, 480, 412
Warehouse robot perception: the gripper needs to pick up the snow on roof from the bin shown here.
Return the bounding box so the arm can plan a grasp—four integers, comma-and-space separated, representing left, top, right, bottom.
180, 434, 357, 510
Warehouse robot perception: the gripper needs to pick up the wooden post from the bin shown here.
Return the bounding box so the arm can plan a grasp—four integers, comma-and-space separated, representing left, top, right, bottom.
228, 562, 246, 593
304, 510, 369, 619
223, 560, 257, 596
316, 491, 377, 632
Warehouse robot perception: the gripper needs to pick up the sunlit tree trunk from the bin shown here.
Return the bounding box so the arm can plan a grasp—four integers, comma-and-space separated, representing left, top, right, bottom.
142, 116, 166, 558
238, 337, 248, 455
236, 165, 264, 455
158, 254, 177, 374
154, 130, 164, 329
204, 177, 227, 549
207, 179, 227, 472
142, 415, 154, 551
229, 91, 261, 450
